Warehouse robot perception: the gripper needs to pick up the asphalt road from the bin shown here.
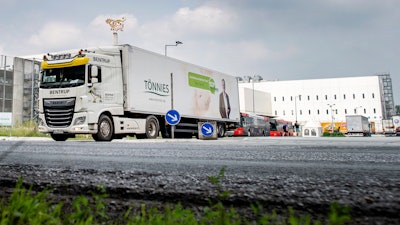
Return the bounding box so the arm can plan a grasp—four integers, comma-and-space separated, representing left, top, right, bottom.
1, 136, 399, 178
0, 136, 399, 224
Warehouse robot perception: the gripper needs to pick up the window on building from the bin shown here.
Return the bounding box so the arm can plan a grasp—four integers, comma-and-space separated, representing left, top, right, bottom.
326, 109, 329, 115
307, 95, 310, 101
317, 109, 320, 115
364, 108, 366, 114
353, 94, 356, 99
343, 94, 346, 99
291, 110, 294, 115
354, 109, 357, 114
344, 109, 347, 114
325, 95, 328, 100
316, 95, 319, 100
283, 110, 285, 116
373, 108, 376, 113
362, 93, 365, 99
300, 110, 303, 115
308, 110, 311, 115
274, 97, 276, 102
372, 93, 375, 98
334, 94, 337, 100
275, 110, 277, 115
282, 96, 284, 101
291, 96, 293, 101
335, 109, 338, 114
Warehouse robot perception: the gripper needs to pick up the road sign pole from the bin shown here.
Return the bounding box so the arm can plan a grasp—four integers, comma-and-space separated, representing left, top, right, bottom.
170, 73, 175, 139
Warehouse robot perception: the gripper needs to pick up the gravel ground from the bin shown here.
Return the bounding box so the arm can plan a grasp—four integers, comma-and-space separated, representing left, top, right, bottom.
0, 163, 399, 224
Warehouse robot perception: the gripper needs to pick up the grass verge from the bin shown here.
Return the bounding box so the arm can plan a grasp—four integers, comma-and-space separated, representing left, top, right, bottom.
0, 174, 352, 225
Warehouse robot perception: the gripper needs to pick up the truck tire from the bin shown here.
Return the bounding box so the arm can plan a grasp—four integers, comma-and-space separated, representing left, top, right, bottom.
136, 116, 159, 139
217, 123, 226, 137
146, 116, 160, 139
51, 134, 69, 141
93, 114, 114, 141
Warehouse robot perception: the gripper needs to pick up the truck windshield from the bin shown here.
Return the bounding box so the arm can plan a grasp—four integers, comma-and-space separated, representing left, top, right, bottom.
40, 65, 85, 88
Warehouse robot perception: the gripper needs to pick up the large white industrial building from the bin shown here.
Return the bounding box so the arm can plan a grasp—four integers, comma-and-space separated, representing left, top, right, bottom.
239, 74, 395, 133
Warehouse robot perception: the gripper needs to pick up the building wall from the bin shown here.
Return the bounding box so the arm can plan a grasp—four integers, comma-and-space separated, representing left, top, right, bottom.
12, 57, 40, 125
0, 55, 13, 113
239, 87, 272, 116
239, 75, 393, 133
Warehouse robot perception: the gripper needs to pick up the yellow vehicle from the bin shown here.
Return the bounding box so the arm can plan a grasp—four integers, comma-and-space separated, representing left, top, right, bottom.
320, 122, 347, 133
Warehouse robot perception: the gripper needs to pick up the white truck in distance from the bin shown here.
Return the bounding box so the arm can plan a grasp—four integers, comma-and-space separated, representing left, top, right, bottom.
38, 44, 240, 141
345, 115, 371, 136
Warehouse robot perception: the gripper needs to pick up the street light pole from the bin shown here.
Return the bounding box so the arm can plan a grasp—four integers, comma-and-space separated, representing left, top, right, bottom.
165, 41, 183, 56
328, 104, 336, 133
252, 77, 255, 113
250, 75, 263, 114
295, 95, 301, 122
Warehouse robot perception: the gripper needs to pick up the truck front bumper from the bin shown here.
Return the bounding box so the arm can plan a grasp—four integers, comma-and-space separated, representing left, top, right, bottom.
38, 113, 97, 134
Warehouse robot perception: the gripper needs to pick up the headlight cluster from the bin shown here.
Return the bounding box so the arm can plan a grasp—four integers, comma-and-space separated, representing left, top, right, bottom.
73, 116, 86, 125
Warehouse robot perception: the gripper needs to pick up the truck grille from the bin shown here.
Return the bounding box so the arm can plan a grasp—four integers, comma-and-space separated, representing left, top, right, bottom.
43, 98, 75, 128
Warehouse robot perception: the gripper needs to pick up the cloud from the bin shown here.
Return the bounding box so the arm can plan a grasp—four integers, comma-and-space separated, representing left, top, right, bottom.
28, 22, 81, 51
136, 5, 237, 44
172, 6, 237, 34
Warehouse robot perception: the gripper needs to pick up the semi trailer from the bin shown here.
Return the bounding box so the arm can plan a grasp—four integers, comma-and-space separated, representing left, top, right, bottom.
38, 44, 240, 141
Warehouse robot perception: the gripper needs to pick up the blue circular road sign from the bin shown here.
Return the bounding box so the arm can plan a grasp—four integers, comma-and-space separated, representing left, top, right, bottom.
201, 122, 214, 137
165, 109, 181, 125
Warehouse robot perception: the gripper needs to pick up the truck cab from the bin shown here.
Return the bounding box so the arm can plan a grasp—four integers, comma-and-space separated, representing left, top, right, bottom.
38, 49, 125, 141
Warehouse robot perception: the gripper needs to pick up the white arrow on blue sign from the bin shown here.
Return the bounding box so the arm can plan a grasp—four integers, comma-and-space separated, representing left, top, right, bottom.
165, 109, 181, 125
201, 122, 214, 137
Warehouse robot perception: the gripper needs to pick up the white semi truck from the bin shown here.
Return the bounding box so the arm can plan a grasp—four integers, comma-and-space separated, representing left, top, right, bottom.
38, 44, 240, 141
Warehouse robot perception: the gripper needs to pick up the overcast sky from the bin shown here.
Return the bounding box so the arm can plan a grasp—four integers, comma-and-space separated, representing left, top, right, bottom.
0, 0, 399, 103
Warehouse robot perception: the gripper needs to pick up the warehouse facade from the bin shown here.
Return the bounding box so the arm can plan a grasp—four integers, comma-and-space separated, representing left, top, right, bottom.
239, 74, 395, 133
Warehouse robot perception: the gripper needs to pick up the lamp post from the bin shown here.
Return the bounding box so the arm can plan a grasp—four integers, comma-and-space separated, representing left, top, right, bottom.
328, 104, 336, 133
249, 75, 263, 114
294, 95, 301, 122
252, 77, 255, 113
165, 41, 183, 56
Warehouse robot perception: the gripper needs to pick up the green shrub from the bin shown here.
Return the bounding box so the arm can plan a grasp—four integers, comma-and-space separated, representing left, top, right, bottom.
322, 132, 345, 137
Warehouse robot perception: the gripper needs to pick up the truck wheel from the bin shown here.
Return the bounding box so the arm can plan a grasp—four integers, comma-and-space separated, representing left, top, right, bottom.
217, 123, 226, 137
145, 116, 159, 139
51, 134, 69, 141
94, 114, 114, 141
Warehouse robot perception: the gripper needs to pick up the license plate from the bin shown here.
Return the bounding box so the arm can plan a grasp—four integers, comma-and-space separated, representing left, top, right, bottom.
53, 130, 64, 134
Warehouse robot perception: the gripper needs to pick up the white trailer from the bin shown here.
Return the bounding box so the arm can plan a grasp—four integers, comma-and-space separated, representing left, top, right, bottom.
345, 115, 371, 136
382, 119, 395, 136
38, 45, 240, 141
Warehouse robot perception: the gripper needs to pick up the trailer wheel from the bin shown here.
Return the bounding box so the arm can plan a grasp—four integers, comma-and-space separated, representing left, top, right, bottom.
93, 114, 114, 141
217, 123, 226, 137
51, 134, 69, 141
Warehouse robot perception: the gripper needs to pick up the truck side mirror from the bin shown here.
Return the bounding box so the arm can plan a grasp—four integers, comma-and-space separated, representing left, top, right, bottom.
91, 65, 98, 77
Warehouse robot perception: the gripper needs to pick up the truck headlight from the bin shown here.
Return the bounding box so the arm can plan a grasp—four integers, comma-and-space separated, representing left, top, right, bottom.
74, 116, 86, 125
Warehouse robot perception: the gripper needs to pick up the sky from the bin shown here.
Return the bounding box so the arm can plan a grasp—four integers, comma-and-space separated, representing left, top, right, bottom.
0, 0, 399, 103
